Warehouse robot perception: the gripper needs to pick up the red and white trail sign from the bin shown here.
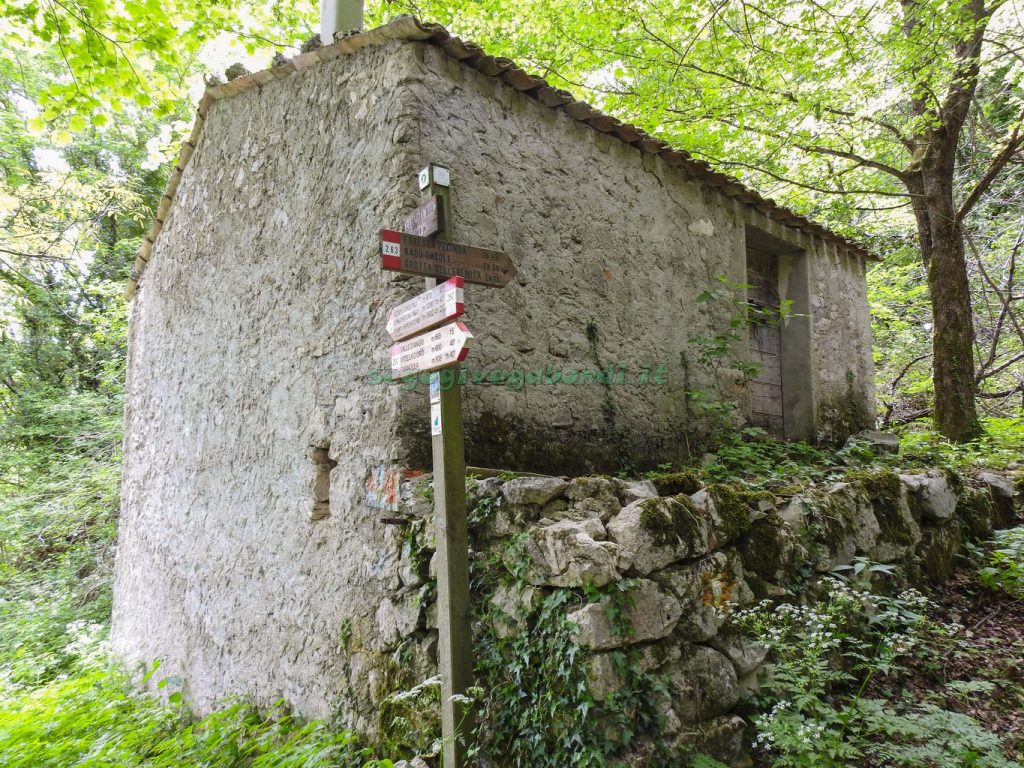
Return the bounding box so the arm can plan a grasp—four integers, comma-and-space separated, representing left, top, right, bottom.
380, 228, 516, 288
386, 276, 465, 342
389, 321, 473, 379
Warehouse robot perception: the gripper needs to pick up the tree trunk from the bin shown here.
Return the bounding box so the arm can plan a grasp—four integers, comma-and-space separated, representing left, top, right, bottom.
915, 160, 983, 442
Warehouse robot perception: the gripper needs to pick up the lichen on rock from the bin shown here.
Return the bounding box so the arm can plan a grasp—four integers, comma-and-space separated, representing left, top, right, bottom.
607, 496, 713, 576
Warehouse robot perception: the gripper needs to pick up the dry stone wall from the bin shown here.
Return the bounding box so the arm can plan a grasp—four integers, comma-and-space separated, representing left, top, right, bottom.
371, 465, 1021, 766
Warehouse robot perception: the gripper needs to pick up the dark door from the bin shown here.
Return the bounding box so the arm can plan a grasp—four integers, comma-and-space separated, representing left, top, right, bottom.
746, 249, 785, 438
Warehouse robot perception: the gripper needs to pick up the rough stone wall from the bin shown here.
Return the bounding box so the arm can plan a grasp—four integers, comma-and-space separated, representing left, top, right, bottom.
380, 466, 1020, 766
113, 36, 877, 729
807, 248, 876, 441
400, 43, 875, 473
112, 41, 432, 726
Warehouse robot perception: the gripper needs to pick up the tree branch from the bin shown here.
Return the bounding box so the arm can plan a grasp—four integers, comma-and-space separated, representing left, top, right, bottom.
956, 112, 1024, 223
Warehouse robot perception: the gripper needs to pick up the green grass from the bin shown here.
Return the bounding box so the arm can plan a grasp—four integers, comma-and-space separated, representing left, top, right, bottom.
0, 662, 391, 768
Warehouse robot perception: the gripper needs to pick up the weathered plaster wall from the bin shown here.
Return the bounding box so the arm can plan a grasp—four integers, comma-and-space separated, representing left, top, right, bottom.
400, 43, 874, 473
808, 247, 876, 440
111, 41, 433, 728
113, 35, 876, 730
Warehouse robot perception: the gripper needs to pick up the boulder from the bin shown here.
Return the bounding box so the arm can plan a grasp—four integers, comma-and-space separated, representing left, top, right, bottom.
708, 625, 768, 677
664, 644, 739, 723
617, 479, 659, 504
739, 512, 799, 585
606, 496, 713, 576
844, 430, 900, 455
804, 483, 880, 572
862, 480, 921, 562
675, 715, 751, 768
900, 471, 957, 522
830, 482, 882, 552
653, 549, 754, 642
540, 476, 623, 523
978, 472, 1017, 529
501, 476, 569, 506
568, 579, 682, 650
698, 486, 755, 547
511, 519, 619, 588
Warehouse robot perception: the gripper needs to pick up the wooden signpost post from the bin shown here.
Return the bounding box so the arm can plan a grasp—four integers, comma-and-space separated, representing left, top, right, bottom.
379, 164, 513, 768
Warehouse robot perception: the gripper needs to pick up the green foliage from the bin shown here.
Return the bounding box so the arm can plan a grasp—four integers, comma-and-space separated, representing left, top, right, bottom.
2, 0, 314, 120
700, 429, 834, 487
893, 419, 1024, 473
377, 673, 443, 758
471, 546, 672, 767
0, 660, 392, 768
733, 580, 1015, 767
979, 526, 1024, 599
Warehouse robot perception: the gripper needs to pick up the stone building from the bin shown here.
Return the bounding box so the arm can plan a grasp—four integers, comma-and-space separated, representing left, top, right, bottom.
112, 16, 876, 731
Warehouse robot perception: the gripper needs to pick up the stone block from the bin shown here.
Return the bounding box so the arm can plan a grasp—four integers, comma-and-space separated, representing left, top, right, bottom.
653, 549, 753, 642
900, 471, 957, 522
606, 495, 713, 576
501, 476, 569, 506
664, 644, 739, 723
568, 579, 681, 650
675, 715, 751, 768
708, 625, 768, 677
511, 519, 619, 588
977, 472, 1017, 529
739, 512, 799, 585
618, 479, 659, 504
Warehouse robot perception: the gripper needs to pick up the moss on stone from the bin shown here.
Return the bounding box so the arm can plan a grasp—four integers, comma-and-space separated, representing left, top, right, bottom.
766, 482, 806, 497
846, 468, 915, 548
638, 495, 704, 548
805, 492, 854, 560
958, 488, 994, 540
916, 524, 963, 584
706, 483, 754, 543
845, 468, 901, 503
739, 514, 791, 582
651, 470, 703, 497
943, 467, 965, 496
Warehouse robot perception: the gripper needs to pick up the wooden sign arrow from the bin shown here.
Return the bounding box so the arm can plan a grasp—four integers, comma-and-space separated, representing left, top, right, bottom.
402, 196, 443, 238
389, 321, 473, 379
380, 229, 516, 287
387, 276, 465, 342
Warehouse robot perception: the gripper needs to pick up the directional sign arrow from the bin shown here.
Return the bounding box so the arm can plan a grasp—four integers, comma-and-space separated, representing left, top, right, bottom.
389, 320, 473, 379
387, 276, 465, 342
380, 229, 516, 288
402, 196, 443, 238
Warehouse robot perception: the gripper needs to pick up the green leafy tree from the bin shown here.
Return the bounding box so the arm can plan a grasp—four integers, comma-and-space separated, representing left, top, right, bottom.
400, 0, 1024, 441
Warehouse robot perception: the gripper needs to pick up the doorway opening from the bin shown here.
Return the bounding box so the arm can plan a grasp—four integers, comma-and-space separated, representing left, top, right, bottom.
744, 226, 814, 442
746, 249, 785, 438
